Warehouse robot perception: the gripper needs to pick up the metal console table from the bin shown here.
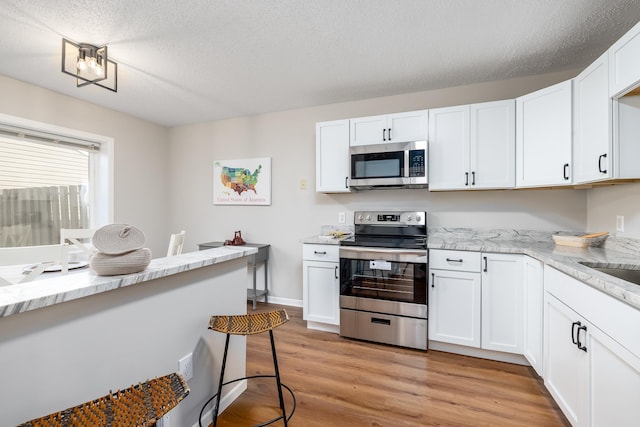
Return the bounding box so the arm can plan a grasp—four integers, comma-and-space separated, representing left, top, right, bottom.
198, 241, 270, 310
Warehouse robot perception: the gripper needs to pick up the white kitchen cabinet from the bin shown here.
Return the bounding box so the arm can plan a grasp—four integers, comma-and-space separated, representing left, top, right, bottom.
544, 265, 640, 427
573, 52, 612, 184
302, 244, 340, 332
349, 110, 428, 146
523, 256, 544, 376
429, 100, 515, 191
516, 80, 573, 187
481, 253, 523, 354
609, 19, 640, 98
315, 120, 351, 193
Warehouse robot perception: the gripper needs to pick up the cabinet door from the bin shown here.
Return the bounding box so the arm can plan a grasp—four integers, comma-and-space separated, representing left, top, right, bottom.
609, 20, 640, 97
523, 256, 544, 376
588, 323, 640, 427
470, 100, 515, 189
544, 293, 588, 427
349, 115, 388, 146
481, 253, 523, 353
303, 260, 340, 325
428, 105, 470, 190
516, 80, 573, 187
316, 120, 350, 192
387, 110, 428, 143
573, 52, 612, 183
428, 269, 481, 347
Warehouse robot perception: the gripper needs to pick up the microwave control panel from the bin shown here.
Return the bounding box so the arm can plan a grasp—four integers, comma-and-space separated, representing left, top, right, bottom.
408, 149, 425, 177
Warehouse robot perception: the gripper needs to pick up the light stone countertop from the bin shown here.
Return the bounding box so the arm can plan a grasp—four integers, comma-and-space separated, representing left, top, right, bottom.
0, 245, 258, 318
427, 228, 640, 311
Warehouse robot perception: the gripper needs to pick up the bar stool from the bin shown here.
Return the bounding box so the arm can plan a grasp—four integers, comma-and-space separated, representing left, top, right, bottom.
18, 372, 189, 426
201, 309, 296, 427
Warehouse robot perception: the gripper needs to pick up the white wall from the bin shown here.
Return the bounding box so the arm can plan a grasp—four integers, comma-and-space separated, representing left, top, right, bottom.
168, 70, 589, 303
0, 74, 170, 256
587, 183, 640, 239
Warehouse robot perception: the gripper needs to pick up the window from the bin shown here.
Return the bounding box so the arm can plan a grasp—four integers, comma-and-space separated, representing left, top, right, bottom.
0, 114, 113, 248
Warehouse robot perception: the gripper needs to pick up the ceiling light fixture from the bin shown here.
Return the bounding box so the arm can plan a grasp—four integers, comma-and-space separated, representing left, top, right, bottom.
61, 38, 117, 92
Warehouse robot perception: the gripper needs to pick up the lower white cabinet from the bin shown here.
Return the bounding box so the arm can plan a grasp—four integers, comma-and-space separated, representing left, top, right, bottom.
429, 250, 523, 354
544, 265, 640, 427
302, 244, 340, 332
523, 256, 544, 376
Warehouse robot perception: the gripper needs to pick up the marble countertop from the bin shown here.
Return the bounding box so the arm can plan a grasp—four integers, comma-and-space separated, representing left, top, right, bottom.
0, 245, 258, 318
427, 228, 640, 311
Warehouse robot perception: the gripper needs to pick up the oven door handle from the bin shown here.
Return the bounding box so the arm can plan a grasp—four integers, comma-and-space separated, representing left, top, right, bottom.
339, 246, 428, 263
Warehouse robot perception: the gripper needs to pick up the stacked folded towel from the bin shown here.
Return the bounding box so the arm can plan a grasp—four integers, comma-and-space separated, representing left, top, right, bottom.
90, 224, 152, 276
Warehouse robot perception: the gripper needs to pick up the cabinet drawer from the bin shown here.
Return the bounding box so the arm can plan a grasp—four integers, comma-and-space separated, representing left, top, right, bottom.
303, 244, 339, 262
430, 249, 481, 272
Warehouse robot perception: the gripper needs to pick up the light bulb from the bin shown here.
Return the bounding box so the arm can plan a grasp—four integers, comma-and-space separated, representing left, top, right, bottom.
87, 57, 97, 69
77, 58, 87, 71
95, 65, 104, 77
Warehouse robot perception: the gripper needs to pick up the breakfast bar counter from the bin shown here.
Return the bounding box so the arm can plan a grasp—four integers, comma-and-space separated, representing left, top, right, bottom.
0, 246, 257, 426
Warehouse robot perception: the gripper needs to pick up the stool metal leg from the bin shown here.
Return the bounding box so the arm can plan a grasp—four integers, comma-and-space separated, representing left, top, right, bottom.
269, 329, 288, 427
213, 333, 231, 427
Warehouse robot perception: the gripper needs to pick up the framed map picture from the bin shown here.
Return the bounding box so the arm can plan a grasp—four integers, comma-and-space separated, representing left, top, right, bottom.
213, 157, 271, 205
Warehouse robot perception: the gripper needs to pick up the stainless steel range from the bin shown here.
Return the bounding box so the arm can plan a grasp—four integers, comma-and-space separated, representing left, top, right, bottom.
339, 210, 428, 350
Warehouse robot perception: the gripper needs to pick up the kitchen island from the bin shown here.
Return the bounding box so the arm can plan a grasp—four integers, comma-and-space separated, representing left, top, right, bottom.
0, 245, 257, 426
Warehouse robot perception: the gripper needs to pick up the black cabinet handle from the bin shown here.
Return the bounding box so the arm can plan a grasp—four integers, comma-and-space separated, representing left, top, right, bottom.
345, 177, 349, 189
334, 266, 338, 279
314, 251, 327, 255
445, 258, 463, 263
472, 171, 476, 186
382, 128, 386, 141
598, 154, 607, 174
571, 321, 581, 345
431, 272, 435, 288
371, 317, 391, 325
577, 325, 588, 352
388, 128, 392, 141
563, 163, 570, 180
465, 172, 469, 186
483, 256, 488, 272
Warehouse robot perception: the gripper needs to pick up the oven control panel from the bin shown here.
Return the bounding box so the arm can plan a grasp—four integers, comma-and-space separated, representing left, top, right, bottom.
354, 211, 426, 226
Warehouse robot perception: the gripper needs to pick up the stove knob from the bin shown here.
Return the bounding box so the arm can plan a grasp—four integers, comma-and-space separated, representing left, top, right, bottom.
416, 215, 422, 222
357, 214, 363, 221
366, 215, 371, 221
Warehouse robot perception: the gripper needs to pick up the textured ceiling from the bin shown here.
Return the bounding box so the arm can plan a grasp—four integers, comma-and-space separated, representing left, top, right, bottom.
1, 0, 640, 127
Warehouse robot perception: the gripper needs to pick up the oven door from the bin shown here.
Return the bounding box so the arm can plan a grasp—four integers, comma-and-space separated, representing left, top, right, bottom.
339, 246, 427, 314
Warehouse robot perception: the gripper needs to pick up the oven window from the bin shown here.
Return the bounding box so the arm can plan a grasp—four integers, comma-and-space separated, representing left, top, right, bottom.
340, 258, 426, 304
351, 151, 404, 179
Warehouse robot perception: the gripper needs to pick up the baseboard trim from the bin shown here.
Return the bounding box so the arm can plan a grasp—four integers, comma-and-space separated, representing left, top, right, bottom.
307, 320, 339, 334
262, 296, 303, 307
192, 379, 247, 427
428, 341, 530, 366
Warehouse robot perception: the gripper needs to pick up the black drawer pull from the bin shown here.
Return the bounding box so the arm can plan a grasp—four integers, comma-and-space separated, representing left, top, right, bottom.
571, 321, 581, 345
446, 258, 463, 263
371, 317, 391, 325
577, 325, 588, 352
314, 251, 327, 255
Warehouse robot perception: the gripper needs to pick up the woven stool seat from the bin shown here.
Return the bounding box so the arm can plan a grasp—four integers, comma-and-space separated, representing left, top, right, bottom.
201, 309, 295, 427
208, 309, 289, 335
19, 373, 189, 427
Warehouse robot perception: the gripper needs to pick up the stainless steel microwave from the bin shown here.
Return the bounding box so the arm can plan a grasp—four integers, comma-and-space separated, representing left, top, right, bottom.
349, 140, 428, 189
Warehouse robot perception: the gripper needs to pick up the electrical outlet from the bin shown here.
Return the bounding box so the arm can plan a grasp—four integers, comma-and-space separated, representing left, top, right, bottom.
616, 215, 625, 232
299, 179, 307, 190
179, 353, 193, 381
338, 212, 346, 224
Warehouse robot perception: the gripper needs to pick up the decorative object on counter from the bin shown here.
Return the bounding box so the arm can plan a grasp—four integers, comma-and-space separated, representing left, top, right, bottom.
224, 230, 246, 246
213, 157, 272, 205
90, 224, 151, 275
18, 372, 189, 427
552, 231, 609, 248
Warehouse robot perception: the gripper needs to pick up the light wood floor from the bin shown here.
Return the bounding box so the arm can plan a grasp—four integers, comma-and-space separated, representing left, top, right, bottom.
212, 303, 569, 427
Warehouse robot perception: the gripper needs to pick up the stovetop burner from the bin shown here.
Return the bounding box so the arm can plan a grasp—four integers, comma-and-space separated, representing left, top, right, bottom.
340, 210, 427, 250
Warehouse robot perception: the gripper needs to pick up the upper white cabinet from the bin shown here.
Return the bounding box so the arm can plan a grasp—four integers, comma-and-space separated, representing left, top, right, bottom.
316, 120, 351, 193
609, 20, 640, 98
429, 100, 515, 190
573, 52, 612, 184
516, 80, 573, 187
350, 110, 428, 146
